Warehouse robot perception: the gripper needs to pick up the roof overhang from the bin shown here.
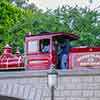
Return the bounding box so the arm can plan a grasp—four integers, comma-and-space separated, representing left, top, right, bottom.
26, 32, 80, 41
52, 32, 80, 41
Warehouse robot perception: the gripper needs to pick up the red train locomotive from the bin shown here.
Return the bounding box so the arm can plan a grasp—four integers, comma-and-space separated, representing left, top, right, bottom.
0, 32, 100, 70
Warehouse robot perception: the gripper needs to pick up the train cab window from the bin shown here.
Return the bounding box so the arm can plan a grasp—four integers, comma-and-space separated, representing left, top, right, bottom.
28, 40, 38, 53
40, 39, 50, 53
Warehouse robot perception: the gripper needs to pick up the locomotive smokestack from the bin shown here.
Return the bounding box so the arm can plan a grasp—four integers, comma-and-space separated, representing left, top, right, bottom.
3, 44, 12, 55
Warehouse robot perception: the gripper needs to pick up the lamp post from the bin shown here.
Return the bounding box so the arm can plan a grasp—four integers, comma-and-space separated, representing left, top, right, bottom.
47, 64, 58, 100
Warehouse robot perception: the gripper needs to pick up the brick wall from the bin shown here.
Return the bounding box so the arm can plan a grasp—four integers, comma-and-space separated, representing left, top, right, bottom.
0, 70, 100, 100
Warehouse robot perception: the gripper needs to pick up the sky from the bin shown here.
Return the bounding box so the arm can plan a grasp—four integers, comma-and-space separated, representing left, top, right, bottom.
28, 0, 100, 10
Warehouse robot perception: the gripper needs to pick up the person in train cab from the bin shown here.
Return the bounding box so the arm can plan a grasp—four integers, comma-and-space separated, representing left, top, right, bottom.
60, 39, 71, 69
42, 44, 50, 53
54, 40, 63, 69
54, 41, 62, 55
42, 40, 50, 53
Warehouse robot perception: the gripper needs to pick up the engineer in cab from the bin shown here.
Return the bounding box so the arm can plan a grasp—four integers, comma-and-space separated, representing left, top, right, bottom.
54, 39, 71, 70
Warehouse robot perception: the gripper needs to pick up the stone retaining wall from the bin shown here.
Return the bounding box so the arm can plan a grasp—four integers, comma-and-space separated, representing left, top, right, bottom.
0, 69, 100, 100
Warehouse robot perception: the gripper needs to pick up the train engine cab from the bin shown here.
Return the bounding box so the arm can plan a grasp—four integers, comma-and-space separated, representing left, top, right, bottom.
25, 32, 79, 70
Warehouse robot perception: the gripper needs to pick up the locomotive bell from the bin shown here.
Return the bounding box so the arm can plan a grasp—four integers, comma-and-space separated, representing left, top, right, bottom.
3, 44, 12, 55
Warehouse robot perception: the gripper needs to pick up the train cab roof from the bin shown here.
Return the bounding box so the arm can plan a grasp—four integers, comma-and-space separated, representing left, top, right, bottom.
26, 32, 80, 41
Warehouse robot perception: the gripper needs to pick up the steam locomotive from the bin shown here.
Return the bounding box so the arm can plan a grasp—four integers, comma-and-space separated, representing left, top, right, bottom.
0, 32, 100, 70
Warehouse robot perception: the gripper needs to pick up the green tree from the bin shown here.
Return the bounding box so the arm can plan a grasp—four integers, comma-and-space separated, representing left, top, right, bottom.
0, 1, 100, 54
0, 0, 25, 54
52, 6, 100, 47
7, 0, 37, 10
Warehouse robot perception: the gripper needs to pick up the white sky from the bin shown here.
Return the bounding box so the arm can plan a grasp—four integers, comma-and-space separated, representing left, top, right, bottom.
28, 0, 100, 10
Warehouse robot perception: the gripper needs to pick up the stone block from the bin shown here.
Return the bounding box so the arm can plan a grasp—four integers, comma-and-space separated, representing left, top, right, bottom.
17, 85, 25, 98
0, 83, 8, 95
34, 89, 42, 100
94, 76, 100, 83
82, 90, 94, 97
55, 97, 65, 100
71, 90, 82, 97
65, 97, 88, 100
43, 89, 50, 97
23, 85, 32, 99
89, 97, 100, 100
55, 90, 72, 97
80, 76, 94, 83
63, 83, 77, 89
12, 84, 19, 97
6, 84, 13, 96
94, 90, 100, 97
80, 83, 94, 90
44, 97, 51, 100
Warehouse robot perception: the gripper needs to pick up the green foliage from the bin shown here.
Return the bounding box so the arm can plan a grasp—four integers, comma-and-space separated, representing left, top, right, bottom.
0, 0, 25, 54
0, 1, 100, 54
7, 0, 37, 10
53, 6, 100, 47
